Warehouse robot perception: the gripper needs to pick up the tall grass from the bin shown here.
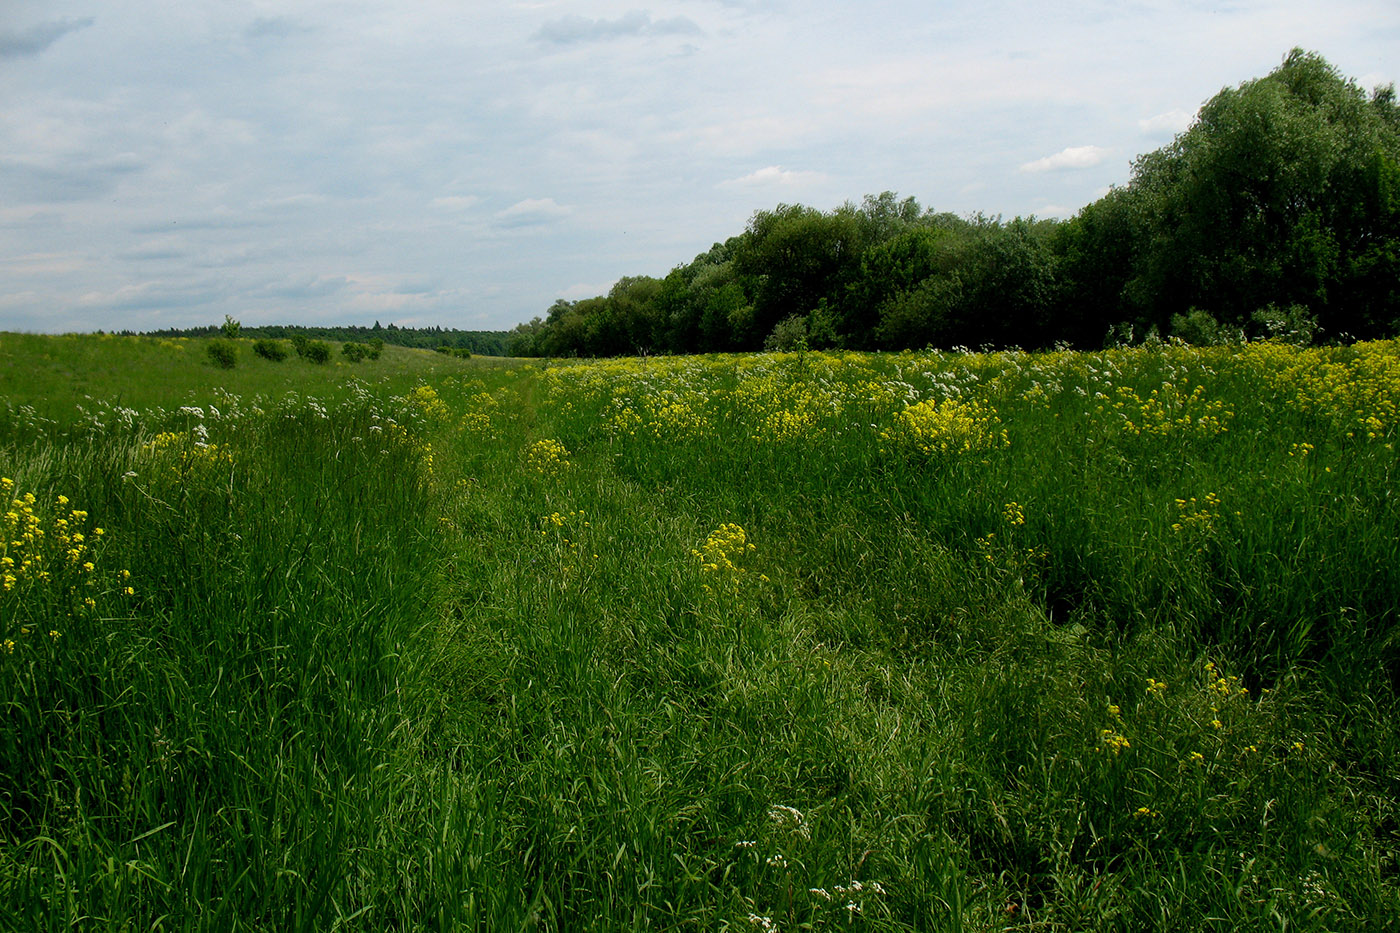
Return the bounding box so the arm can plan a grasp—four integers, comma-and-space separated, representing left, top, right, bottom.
1, 335, 1397, 930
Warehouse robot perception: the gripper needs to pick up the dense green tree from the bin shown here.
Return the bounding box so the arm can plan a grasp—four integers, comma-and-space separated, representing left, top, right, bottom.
732, 204, 866, 348
1128, 49, 1400, 338
504, 50, 1397, 357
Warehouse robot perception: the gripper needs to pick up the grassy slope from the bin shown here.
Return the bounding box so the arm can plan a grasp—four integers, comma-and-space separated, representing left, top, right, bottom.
0, 332, 495, 424
1, 334, 1397, 931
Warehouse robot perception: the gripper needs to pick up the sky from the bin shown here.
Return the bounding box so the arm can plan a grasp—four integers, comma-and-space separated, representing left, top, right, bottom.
2, 1, 1396, 335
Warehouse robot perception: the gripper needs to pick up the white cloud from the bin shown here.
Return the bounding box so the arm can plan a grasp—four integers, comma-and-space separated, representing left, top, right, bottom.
1137, 109, 1194, 136
495, 198, 571, 227
534, 11, 703, 45
561, 280, 617, 300
1019, 146, 1110, 173
718, 165, 827, 189
429, 195, 481, 211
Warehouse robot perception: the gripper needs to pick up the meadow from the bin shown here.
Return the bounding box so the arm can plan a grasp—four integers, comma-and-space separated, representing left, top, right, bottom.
1, 333, 1397, 931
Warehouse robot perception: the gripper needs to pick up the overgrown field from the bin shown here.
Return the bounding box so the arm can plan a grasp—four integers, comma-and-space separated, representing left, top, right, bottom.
2, 334, 1398, 931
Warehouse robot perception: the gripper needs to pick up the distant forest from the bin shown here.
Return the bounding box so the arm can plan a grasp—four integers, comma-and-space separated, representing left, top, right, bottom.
139, 323, 513, 356
509, 50, 1400, 357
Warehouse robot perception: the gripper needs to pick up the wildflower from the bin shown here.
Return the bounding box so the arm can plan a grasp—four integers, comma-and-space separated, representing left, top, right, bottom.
524, 438, 571, 476
766, 853, 787, 869
767, 804, 810, 839
1133, 806, 1160, 819
1099, 728, 1130, 754
1189, 751, 1205, 765
1146, 678, 1168, 697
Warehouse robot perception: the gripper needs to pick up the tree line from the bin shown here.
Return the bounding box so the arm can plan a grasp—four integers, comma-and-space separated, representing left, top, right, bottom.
509, 50, 1400, 357
137, 323, 514, 356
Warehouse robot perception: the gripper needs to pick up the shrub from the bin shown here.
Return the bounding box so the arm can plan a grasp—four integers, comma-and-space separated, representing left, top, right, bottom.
302, 340, 331, 364
206, 339, 237, 369
342, 342, 369, 363
368, 338, 383, 360
764, 314, 809, 352
1251, 303, 1319, 345
1170, 308, 1243, 346
253, 339, 288, 362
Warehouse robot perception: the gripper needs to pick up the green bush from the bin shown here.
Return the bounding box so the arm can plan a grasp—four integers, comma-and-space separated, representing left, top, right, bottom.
302, 340, 331, 364
206, 339, 237, 369
253, 338, 288, 362
342, 342, 369, 363
1169, 307, 1243, 346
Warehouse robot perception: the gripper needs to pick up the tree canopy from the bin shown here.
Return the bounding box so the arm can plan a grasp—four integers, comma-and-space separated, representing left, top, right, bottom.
512, 50, 1399, 357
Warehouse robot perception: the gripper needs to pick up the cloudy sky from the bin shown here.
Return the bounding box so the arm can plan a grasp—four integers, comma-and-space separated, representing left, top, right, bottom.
2, 1, 1396, 334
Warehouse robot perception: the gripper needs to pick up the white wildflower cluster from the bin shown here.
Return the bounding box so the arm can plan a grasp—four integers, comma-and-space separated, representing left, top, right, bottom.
767, 804, 810, 840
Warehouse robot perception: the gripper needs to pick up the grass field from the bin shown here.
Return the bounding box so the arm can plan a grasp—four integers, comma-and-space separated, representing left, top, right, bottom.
1, 333, 1397, 930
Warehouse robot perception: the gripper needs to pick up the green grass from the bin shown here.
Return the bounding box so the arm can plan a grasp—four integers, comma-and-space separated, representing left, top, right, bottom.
0, 332, 496, 427
1, 335, 1397, 930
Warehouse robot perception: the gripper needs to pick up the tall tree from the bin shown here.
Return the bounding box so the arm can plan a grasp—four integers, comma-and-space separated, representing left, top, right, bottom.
1126, 49, 1400, 337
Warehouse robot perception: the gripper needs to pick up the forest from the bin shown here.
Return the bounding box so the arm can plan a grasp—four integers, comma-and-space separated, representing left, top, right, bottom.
510, 50, 1400, 357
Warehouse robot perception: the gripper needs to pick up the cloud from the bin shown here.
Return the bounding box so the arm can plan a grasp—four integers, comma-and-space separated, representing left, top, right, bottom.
534, 11, 703, 45
561, 280, 617, 300
0, 18, 94, 59
1138, 109, 1194, 136
243, 17, 315, 41
495, 198, 571, 227
429, 195, 481, 211
1019, 145, 1110, 173
256, 275, 350, 300
0, 154, 144, 204
717, 165, 828, 188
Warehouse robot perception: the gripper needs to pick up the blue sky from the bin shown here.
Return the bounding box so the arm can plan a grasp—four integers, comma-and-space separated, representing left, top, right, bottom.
2, 0, 1396, 334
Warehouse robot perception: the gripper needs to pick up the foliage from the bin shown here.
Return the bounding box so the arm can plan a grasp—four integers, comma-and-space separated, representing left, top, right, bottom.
145, 323, 513, 357
252, 337, 288, 361
513, 50, 1398, 358
206, 338, 237, 369
299, 339, 331, 364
